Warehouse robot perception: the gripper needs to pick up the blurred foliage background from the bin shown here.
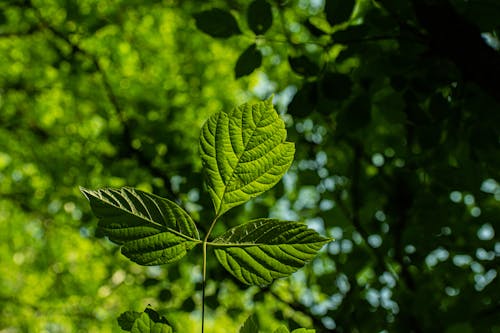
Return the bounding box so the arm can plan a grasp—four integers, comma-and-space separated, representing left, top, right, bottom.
0, 0, 499, 332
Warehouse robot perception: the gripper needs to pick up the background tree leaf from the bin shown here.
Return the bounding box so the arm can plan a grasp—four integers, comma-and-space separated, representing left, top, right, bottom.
194, 9, 241, 38
213, 219, 331, 285
288, 82, 318, 118
288, 56, 320, 77
274, 326, 290, 333
131, 311, 173, 333
118, 311, 142, 331
119, 308, 171, 332
235, 43, 262, 78
239, 313, 259, 333
325, 0, 355, 26
247, 0, 273, 35
81, 187, 200, 265
199, 98, 295, 216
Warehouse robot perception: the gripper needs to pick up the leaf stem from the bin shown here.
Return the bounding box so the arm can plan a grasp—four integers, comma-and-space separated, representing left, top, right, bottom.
201, 240, 206, 333
201, 215, 220, 333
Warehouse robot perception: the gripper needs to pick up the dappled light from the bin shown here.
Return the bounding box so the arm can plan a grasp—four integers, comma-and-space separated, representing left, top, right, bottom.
1, 0, 500, 332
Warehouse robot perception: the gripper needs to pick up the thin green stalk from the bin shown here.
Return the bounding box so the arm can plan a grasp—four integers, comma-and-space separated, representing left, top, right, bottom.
201, 216, 220, 333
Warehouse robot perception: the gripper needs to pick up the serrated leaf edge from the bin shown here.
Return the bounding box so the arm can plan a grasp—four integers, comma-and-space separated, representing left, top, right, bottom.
80, 186, 201, 243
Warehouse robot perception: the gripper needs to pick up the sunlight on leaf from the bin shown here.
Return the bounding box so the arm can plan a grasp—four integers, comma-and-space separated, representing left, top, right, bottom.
131, 311, 173, 333
239, 313, 259, 333
200, 98, 295, 216
81, 187, 201, 265
274, 326, 289, 333
213, 219, 331, 285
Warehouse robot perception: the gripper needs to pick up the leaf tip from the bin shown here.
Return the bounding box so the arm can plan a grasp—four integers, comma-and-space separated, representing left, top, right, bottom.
266, 94, 275, 105
79, 186, 91, 200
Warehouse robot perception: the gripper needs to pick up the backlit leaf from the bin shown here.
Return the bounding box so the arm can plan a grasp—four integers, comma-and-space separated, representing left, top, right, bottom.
194, 9, 241, 38
199, 98, 295, 216
274, 326, 289, 333
213, 219, 331, 285
81, 187, 201, 265
131, 312, 173, 333
239, 313, 259, 333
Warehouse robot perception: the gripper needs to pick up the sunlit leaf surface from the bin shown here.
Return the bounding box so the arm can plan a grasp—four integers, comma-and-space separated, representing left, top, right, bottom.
81, 187, 200, 265
200, 98, 295, 216
214, 219, 331, 285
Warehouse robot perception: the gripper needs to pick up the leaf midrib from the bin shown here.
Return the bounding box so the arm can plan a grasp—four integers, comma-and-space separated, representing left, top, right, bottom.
207, 241, 329, 248
215, 107, 279, 215
89, 190, 201, 243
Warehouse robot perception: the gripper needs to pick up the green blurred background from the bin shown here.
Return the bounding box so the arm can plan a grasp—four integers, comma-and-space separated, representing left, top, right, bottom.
1, 0, 499, 332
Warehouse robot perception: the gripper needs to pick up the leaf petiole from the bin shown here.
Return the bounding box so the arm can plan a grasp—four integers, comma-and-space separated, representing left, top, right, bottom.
201, 215, 220, 333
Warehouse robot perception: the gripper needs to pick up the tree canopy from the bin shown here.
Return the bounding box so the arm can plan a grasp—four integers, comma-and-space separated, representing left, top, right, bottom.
0, 0, 499, 332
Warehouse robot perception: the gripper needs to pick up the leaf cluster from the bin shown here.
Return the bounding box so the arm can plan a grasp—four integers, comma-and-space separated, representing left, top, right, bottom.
82, 98, 330, 331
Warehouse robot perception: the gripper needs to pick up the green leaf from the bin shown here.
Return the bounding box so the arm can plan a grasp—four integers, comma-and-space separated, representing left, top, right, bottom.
131, 312, 173, 333
194, 9, 241, 38
213, 219, 331, 285
199, 98, 295, 216
118, 311, 142, 331
81, 187, 201, 265
274, 326, 315, 333
247, 0, 273, 35
239, 313, 259, 333
143, 307, 171, 326
288, 56, 320, 77
325, 0, 355, 26
273, 326, 289, 333
235, 44, 262, 78
119, 307, 172, 332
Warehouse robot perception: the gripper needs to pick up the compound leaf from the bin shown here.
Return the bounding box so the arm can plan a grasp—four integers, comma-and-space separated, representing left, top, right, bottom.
213, 219, 331, 285
194, 9, 241, 38
81, 187, 201, 265
200, 98, 295, 216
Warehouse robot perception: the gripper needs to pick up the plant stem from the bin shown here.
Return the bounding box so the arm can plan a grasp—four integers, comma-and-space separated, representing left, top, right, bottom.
201, 216, 220, 333
201, 241, 206, 333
